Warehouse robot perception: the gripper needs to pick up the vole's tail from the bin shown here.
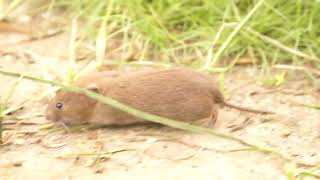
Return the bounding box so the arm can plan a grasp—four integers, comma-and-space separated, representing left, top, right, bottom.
223, 101, 275, 114
209, 83, 274, 114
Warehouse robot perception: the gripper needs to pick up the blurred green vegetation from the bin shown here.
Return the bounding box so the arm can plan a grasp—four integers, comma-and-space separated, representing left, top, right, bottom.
4, 0, 320, 68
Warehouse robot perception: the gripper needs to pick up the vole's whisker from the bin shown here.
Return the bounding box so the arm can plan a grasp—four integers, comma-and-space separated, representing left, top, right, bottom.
59, 122, 71, 133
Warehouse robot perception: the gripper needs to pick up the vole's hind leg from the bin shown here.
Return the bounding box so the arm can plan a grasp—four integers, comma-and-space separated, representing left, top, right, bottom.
208, 105, 218, 128
197, 105, 218, 128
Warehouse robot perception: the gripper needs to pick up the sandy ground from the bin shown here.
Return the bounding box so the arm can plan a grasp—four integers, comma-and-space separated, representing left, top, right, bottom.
0, 23, 320, 180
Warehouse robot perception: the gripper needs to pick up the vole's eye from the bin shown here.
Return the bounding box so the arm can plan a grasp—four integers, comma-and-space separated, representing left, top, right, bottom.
56, 103, 63, 109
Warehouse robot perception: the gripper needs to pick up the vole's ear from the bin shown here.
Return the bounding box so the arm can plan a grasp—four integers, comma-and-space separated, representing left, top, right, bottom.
86, 84, 100, 93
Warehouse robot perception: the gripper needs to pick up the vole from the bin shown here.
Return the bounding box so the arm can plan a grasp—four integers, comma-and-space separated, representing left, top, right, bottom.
46, 68, 274, 127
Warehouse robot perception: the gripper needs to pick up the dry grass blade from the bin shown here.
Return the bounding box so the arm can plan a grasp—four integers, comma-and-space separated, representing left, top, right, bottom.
295, 163, 320, 179
291, 101, 320, 110
57, 149, 135, 158
101, 60, 173, 68
297, 172, 320, 179
69, 17, 78, 64
2, 104, 24, 115
95, 17, 107, 64
203, 23, 226, 69
64, 17, 79, 84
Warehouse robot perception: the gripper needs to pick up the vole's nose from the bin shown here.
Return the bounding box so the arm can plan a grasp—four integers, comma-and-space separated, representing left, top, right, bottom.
45, 105, 58, 122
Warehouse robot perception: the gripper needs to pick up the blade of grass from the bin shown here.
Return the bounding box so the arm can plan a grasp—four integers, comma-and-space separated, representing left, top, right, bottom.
67, 17, 78, 83
204, 23, 226, 68
95, 14, 108, 64
96, 0, 115, 64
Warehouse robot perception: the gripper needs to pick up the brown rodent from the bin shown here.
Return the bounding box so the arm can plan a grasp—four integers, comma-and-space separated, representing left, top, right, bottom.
46, 68, 274, 127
